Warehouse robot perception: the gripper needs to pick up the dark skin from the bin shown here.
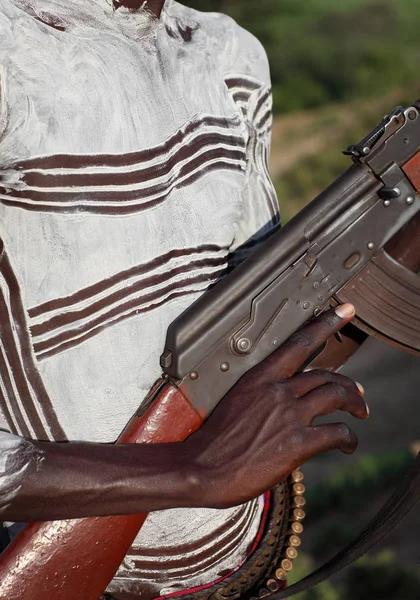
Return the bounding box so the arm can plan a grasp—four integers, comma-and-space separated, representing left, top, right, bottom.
0, 2, 368, 525
4, 303, 368, 522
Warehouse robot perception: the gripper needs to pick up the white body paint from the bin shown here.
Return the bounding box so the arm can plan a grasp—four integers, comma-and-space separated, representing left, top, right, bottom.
0, 0, 278, 594
0, 431, 39, 510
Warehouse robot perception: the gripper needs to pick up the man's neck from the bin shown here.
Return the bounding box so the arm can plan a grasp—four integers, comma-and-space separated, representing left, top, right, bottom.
114, 0, 166, 18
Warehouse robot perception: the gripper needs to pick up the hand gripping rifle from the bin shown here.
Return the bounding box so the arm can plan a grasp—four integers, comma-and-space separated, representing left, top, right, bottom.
0, 102, 419, 600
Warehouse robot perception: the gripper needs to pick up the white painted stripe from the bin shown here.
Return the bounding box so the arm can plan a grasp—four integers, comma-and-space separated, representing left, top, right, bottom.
30, 248, 228, 324
32, 261, 227, 346
19, 144, 246, 193
2, 157, 246, 210
35, 278, 216, 359
0, 340, 25, 436
22, 126, 245, 177
0, 276, 42, 439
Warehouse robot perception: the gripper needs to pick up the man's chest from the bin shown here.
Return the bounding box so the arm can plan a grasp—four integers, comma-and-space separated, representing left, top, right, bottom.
1, 14, 248, 157
0, 18, 250, 307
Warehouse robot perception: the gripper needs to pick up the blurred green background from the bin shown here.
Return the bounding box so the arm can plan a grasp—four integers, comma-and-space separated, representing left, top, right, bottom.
183, 0, 420, 220
182, 2, 420, 599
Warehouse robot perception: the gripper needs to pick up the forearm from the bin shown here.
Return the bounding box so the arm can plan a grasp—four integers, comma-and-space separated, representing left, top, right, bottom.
0, 433, 199, 522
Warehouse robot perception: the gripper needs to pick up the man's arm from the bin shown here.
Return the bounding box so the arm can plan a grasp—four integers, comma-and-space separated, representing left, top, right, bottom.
0, 304, 368, 522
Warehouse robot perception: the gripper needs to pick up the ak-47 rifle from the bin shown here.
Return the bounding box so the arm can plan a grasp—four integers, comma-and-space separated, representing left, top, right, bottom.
0, 101, 419, 600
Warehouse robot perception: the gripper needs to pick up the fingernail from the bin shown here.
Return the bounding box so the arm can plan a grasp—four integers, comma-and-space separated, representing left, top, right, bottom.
335, 303, 355, 319
356, 382, 365, 395
365, 402, 370, 418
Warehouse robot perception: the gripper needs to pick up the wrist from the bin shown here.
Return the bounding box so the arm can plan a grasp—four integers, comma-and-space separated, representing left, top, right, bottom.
123, 441, 209, 512
180, 439, 233, 510
171, 440, 209, 509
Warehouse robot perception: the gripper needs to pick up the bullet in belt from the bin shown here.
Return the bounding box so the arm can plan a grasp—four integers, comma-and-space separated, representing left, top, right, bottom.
292, 483, 305, 495
288, 522, 304, 535
259, 588, 269, 597
285, 546, 298, 560
291, 470, 304, 482
267, 579, 279, 592
291, 508, 306, 521
281, 559, 293, 572
288, 535, 302, 547
275, 568, 287, 581
292, 496, 306, 508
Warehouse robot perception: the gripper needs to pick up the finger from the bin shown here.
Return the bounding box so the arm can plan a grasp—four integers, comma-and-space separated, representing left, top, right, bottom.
297, 382, 369, 424
288, 369, 365, 399
264, 303, 356, 379
303, 422, 358, 458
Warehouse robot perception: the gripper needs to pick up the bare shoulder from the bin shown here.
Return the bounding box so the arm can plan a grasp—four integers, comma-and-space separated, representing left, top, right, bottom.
166, 1, 270, 85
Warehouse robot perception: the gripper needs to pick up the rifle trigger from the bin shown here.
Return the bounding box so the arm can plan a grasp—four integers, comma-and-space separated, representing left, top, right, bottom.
334, 331, 344, 344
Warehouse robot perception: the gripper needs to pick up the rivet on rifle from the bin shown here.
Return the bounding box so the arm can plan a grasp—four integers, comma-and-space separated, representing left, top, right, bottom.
237, 338, 251, 352
273, 340, 279, 347
383, 199, 391, 207
408, 110, 417, 120
406, 196, 415, 205
344, 252, 361, 270
220, 362, 230, 372
367, 242, 375, 250
303, 302, 310, 310
190, 371, 199, 380
362, 146, 370, 155
313, 281, 320, 289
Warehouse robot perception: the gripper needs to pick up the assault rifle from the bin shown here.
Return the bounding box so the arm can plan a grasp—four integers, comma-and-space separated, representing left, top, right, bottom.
0, 102, 419, 600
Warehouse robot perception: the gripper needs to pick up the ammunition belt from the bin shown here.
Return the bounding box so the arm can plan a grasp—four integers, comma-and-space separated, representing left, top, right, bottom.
102, 470, 306, 600
183, 470, 306, 600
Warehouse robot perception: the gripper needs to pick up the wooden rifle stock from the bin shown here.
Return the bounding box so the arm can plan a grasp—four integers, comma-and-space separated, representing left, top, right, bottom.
0, 380, 204, 600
